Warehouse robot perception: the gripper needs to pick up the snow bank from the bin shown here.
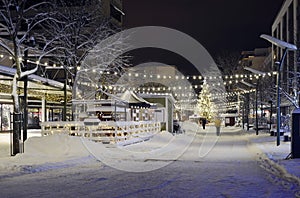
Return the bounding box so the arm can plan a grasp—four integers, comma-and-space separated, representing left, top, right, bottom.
22, 134, 89, 158
0, 133, 10, 157
248, 132, 300, 193
0, 130, 194, 173
0, 134, 90, 173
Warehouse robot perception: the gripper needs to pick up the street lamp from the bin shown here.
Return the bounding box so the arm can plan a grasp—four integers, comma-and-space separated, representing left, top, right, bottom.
237, 87, 249, 130
268, 100, 273, 131
241, 80, 257, 133
244, 67, 265, 136
260, 34, 297, 146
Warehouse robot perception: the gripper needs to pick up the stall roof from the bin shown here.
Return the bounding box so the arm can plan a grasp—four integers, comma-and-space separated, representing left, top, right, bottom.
120, 90, 153, 108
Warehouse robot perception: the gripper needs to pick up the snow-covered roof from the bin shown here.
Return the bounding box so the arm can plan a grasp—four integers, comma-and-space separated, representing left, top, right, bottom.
220, 113, 239, 117
121, 90, 145, 103
120, 90, 153, 108
0, 65, 69, 90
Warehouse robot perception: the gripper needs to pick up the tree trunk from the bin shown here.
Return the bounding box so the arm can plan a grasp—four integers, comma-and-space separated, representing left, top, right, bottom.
12, 43, 22, 155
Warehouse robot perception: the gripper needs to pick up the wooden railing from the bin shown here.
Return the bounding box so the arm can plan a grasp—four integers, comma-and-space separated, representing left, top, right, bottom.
40, 121, 161, 144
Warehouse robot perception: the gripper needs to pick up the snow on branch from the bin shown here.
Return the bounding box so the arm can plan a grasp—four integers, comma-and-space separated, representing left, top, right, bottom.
20, 66, 38, 79
280, 87, 299, 108
0, 39, 14, 56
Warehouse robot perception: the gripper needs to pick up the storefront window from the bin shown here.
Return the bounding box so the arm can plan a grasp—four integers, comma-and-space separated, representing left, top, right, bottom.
28, 108, 41, 129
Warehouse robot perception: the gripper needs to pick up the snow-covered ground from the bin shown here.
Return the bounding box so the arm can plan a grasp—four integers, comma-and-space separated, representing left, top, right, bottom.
249, 131, 300, 193
0, 123, 300, 197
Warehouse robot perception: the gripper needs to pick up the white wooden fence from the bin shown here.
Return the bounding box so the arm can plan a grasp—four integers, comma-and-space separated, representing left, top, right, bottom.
40, 121, 161, 144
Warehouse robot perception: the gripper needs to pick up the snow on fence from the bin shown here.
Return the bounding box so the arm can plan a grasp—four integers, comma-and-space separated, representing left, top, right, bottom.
40, 121, 161, 144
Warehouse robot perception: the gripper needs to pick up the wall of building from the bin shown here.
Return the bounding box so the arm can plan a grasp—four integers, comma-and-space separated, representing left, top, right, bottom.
240, 48, 272, 72
272, 0, 299, 91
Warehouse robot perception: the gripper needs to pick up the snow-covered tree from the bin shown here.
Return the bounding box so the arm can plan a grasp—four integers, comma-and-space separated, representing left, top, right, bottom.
34, 0, 118, 120
280, 70, 300, 109
197, 81, 216, 121
215, 50, 241, 76
39, 0, 130, 103
0, 0, 56, 111
37, 1, 115, 79
0, 0, 128, 154
73, 31, 130, 102
279, 29, 300, 109
0, 0, 61, 154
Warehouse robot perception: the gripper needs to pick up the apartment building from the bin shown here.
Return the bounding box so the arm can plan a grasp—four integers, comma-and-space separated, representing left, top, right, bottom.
272, 0, 300, 91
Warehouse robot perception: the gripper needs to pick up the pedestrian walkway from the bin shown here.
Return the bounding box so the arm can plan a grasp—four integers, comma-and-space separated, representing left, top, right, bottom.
195, 124, 300, 185
1, 125, 300, 188
1, 125, 300, 197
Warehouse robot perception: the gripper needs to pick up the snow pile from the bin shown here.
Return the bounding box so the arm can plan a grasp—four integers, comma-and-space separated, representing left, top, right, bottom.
248, 132, 300, 194
0, 134, 90, 174
123, 130, 175, 152
82, 130, 195, 172
22, 134, 89, 159
0, 132, 10, 157
0, 129, 196, 173
0, 129, 43, 158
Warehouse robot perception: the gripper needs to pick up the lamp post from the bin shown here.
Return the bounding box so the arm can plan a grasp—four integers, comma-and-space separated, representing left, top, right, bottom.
241, 80, 256, 131
268, 100, 273, 131
23, 47, 28, 143
255, 81, 259, 135
44, 65, 68, 121
237, 87, 248, 130
244, 67, 265, 135
260, 34, 297, 146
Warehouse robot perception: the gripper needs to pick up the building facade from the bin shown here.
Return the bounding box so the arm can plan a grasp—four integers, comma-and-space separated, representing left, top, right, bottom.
272, 0, 300, 92
240, 48, 272, 72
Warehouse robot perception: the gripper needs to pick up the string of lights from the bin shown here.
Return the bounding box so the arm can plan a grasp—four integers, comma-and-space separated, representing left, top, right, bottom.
83, 69, 277, 81
2, 54, 277, 80
76, 76, 268, 90
4, 54, 268, 110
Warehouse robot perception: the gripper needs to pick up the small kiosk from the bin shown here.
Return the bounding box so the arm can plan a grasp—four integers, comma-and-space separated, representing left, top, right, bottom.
222, 113, 238, 127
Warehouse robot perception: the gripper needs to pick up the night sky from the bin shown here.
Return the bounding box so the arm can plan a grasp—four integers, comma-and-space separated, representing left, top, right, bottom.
123, 0, 284, 74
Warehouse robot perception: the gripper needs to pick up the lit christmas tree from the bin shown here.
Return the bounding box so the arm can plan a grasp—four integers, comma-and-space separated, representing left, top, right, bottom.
197, 81, 215, 121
